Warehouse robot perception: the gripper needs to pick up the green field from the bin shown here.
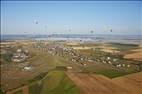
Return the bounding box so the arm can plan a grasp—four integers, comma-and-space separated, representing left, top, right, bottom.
109, 43, 139, 51
95, 69, 129, 78
0, 89, 4, 94
29, 70, 81, 94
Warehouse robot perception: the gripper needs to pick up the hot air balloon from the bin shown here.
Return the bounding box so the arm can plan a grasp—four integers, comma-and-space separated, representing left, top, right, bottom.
34, 20, 38, 24
110, 29, 112, 32
69, 29, 71, 32
90, 30, 94, 34
35, 21, 38, 24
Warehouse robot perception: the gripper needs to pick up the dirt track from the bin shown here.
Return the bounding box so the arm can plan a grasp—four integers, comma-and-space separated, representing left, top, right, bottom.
66, 71, 142, 94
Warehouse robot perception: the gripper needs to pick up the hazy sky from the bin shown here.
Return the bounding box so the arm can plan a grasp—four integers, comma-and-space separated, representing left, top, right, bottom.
1, 1, 141, 35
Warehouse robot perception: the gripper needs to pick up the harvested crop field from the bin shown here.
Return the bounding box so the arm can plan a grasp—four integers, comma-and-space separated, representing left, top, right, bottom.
124, 48, 142, 61
66, 71, 142, 94
112, 72, 142, 94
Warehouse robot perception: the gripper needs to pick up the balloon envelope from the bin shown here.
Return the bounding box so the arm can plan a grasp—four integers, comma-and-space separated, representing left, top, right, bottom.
110, 29, 112, 32
90, 30, 94, 33
34, 20, 38, 24
35, 21, 38, 24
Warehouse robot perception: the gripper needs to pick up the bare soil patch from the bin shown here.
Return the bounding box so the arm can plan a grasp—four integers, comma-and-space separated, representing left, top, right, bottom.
112, 72, 142, 94
66, 72, 129, 94
124, 48, 142, 61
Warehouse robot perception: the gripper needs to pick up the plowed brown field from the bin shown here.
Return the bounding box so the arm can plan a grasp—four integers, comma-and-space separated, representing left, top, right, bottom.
66, 71, 142, 94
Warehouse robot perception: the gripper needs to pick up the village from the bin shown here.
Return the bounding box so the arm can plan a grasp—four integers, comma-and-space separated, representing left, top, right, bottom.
32, 40, 141, 72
